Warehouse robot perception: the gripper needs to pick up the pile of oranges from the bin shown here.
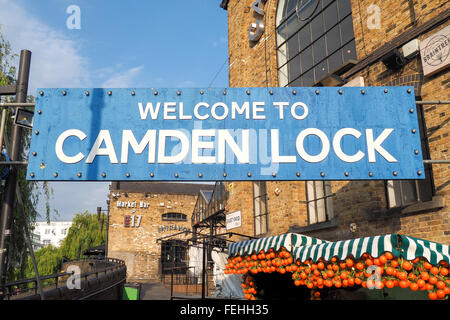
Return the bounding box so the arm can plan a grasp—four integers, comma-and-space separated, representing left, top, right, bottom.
225, 247, 450, 300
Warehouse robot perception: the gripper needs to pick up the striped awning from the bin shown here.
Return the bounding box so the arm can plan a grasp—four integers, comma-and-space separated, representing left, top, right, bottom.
292, 234, 450, 265
228, 233, 328, 257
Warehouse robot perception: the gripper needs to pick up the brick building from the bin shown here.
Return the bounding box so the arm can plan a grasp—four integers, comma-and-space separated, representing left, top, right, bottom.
107, 182, 214, 281
219, 0, 449, 246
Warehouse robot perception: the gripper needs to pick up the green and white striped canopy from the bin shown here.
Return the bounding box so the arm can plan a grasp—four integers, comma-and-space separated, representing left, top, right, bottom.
229, 233, 450, 265
292, 234, 450, 265
228, 233, 328, 257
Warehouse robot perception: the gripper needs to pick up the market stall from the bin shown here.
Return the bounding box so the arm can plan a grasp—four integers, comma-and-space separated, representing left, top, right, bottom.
225, 233, 450, 300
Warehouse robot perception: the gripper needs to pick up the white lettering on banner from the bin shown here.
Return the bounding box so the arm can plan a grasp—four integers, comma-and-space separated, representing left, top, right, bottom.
55, 128, 398, 165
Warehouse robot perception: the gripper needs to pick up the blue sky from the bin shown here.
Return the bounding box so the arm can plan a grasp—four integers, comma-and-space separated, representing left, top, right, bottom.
0, 0, 229, 221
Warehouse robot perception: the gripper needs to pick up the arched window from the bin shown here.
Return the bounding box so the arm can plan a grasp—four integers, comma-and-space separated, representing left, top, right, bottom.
162, 212, 187, 222
276, 0, 357, 86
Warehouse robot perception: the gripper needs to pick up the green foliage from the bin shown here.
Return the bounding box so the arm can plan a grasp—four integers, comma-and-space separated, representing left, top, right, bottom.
0, 26, 55, 282
18, 212, 107, 281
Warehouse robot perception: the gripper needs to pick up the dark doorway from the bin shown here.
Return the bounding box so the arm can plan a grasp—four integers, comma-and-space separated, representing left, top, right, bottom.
160, 240, 187, 275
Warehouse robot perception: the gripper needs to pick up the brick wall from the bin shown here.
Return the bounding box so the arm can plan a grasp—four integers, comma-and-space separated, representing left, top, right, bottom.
225, 0, 449, 245
107, 192, 197, 281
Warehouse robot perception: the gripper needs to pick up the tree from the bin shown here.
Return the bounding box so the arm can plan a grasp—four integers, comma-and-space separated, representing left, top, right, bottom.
18, 211, 107, 281
0, 26, 53, 282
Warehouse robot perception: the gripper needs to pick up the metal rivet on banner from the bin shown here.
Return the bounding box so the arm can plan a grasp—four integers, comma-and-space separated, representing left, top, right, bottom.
384, 88, 388, 93
62, 90, 67, 96
131, 91, 135, 96
361, 89, 365, 95
107, 91, 112, 96
409, 108, 414, 113
296, 172, 301, 177
407, 88, 412, 93
101, 172, 106, 177
292, 90, 297, 95
77, 173, 82, 178
150, 172, 154, 177
32, 151, 37, 156
85, 91, 89, 96
369, 172, 373, 177
177, 90, 181, 96
198, 172, 203, 178
269, 90, 274, 95
393, 171, 398, 176
338, 89, 343, 95
223, 172, 227, 177
272, 172, 276, 177
223, 90, 227, 95
174, 173, 179, 178
37, 110, 42, 114
153, 90, 158, 96
30, 172, 35, 178
345, 171, 349, 177
417, 170, 422, 176
247, 172, 251, 177
414, 149, 419, 155
53, 172, 58, 177
315, 89, 319, 95
412, 129, 417, 134
320, 172, 325, 177
39, 91, 44, 96
34, 130, 39, 135
126, 173, 130, 177
246, 89, 250, 95
200, 90, 204, 95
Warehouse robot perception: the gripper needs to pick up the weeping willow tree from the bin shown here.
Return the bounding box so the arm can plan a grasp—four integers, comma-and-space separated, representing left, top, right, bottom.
0, 26, 54, 282
60, 211, 107, 260
18, 211, 107, 280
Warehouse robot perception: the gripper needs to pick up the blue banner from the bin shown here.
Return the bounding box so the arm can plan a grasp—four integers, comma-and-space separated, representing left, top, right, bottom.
26, 87, 424, 181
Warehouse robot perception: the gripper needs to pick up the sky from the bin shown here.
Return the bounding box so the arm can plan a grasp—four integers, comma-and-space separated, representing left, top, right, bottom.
0, 0, 229, 221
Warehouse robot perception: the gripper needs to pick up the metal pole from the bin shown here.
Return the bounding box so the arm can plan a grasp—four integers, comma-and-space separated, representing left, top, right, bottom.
0, 103, 35, 108
201, 239, 206, 299
423, 159, 450, 164
0, 50, 31, 288
0, 108, 7, 151
416, 100, 450, 105
15, 182, 45, 300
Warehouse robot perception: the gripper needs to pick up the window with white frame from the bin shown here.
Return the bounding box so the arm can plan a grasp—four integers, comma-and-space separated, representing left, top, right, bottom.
253, 181, 268, 235
306, 181, 334, 224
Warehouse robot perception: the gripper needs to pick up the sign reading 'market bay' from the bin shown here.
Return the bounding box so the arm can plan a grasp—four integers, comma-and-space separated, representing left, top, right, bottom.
27, 87, 424, 181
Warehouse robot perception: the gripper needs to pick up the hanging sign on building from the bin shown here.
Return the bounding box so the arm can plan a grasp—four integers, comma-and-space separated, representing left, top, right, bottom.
27, 87, 424, 181
226, 211, 242, 230
420, 24, 450, 76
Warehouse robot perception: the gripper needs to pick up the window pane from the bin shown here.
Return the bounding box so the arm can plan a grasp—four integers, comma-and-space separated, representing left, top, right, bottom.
340, 14, 355, 44
299, 25, 312, 48
321, 0, 333, 9
286, 13, 302, 38
306, 181, 317, 224
315, 182, 326, 223
315, 60, 328, 83
313, 36, 326, 64
288, 33, 300, 60
300, 46, 313, 73
277, 22, 288, 45
302, 68, 315, 86
286, 0, 297, 16
342, 39, 357, 61
276, 0, 289, 26
288, 54, 302, 80
290, 76, 302, 86
297, 0, 320, 21
311, 13, 324, 42
325, 181, 334, 219
326, 25, 341, 55
401, 180, 418, 205
323, 1, 338, 31
337, 0, 352, 19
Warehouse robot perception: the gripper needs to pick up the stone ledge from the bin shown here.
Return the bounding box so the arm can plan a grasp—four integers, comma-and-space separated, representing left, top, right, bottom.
288, 218, 338, 234
367, 196, 445, 220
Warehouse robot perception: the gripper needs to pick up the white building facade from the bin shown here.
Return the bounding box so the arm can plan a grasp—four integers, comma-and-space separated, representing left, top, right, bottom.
32, 221, 73, 248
